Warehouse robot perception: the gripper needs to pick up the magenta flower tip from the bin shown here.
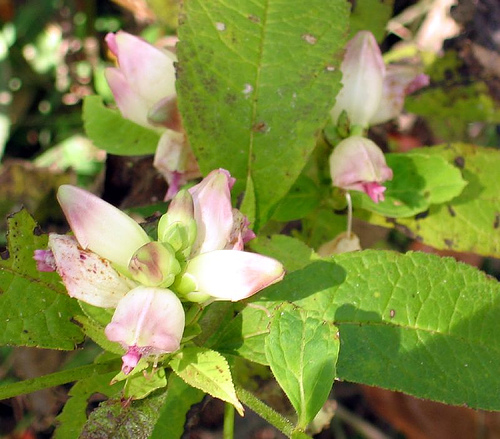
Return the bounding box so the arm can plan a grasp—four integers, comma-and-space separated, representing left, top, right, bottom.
121, 345, 142, 375
363, 182, 387, 203
33, 249, 56, 272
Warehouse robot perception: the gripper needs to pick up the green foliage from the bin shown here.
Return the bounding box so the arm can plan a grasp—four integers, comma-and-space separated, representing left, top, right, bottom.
265, 303, 339, 428
170, 346, 244, 415
124, 368, 168, 399
0, 210, 83, 349
362, 144, 500, 257
349, 0, 394, 42
352, 151, 467, 217
242, 241, 500, 410
150, 373, 205, 439
272, 176, 321, 222
80, 388, 168, 439
83, 95, 161, 156
176, 0, 350, 228
54, 371, 122, 439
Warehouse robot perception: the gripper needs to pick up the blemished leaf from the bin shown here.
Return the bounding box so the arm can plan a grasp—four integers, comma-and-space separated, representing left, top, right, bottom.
239, 250, 500, 410
54, 372, 122, 439
170, 346, 244, 415
362, 143, 500, 257
349, 0, 394, 42
0, 210, 84, 349
80, 388, 167, 439
352, 152, 467, 218
271, 175, 321, 222
177, 0, 350, 228
83, 95, 161, 156
265, 304, 339, 429
150, 373, 204, 439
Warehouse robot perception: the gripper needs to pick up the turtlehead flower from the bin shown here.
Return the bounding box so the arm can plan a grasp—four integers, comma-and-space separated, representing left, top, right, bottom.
104, 31, 200, 199
329, 136, 393, 203
331, 31, 429, 128
105, 287, 185, 374
331, 31, 385, 128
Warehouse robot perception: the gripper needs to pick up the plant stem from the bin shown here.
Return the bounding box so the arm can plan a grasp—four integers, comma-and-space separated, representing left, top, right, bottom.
0, 359, 120, 400
235, 385, 295, 438
223, 402, 235, 439
346, 191, 353, 237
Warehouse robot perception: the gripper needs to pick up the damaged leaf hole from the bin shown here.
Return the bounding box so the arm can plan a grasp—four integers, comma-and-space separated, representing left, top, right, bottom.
301, 33, 317, 45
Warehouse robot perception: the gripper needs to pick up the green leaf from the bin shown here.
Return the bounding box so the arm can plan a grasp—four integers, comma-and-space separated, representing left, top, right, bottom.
301, 208, 347, 250
177, 0, 350, 228
124, 368, 168, 399
83, 95, 161, 156
362, 144, 500, 257
252, 251, 500, 410
349, 0, 394, 42
271, 176, 321, 222
150, 373, 204, 439
80, 388, 167, 439
170, 346, 244, 415
54, 371, 122, 439
249, 235, 318, 272
352, 152, 467, 218
265, 304, 339, 429
0, 210, 83, 349
74, 315, 123, 355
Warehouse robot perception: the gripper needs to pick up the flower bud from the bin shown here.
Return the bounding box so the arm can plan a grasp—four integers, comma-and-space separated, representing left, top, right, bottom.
179, 250, 285, 301
57, 185, 150, 272
105, 286, 185, 374
128, 242, 181, 287
105, 31, 177, 129
329, 136, 393, 203
330, 31, 385, 128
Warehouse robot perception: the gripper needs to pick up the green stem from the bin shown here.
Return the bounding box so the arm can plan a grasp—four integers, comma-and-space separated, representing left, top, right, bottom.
223, 402, 235, 439
0, 359, 120, 400
235, 385, 296, 438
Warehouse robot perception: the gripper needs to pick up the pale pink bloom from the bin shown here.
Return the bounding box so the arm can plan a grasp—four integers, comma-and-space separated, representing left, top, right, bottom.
370, 66, 430, 125
41, 235, 136, 308
329, 136, 393, 203
180, 250, 285, 302
331, 31, 385, 128
57, 185, 150, 272
105, 31, 177, 130
105, 287, 185, 374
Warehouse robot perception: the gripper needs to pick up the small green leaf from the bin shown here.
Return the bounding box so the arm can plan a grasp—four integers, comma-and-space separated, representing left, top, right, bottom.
352, 152, 467, 218
170, 346, 244, 415
177, 0, 350, 228
362, 144, 500, 257
80, 388, 167, 439
0, 210, 83, 349
124, 368, 168, 399
83, 95, 161, 156
265, 304, 339, 429
150, 373, 205, 439
54, 372, 122, 439
349, 0, 394, 42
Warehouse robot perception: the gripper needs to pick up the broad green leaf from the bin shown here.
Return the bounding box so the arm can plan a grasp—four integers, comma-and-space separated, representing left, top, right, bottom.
361, 144, 500, 257
170, 346, 244, 415
0, 210, 83, 349
74, 315, 123, 356
352, 152, 467, 218
251, 251, 500, 410
265, 304, 339, 429
177, 0, 350, 228
80, 388, 167, 439
349, 0, 394, 42
249, 235, 318, 272
124, 368, 168, 399
150, 373, 204, 439
300, 208, 347, 250
83, 95, 161, 156
54, 371, 122, 439
271, 176, 321, 222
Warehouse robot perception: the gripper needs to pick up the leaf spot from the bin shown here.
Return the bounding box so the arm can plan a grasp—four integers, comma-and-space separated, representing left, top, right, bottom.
389, 309, 396, 318
302, 33, 317, 45
252, 122, 269, 133
247, 14, 260, 23
494, 213, 500, 229
454, 156, 465, 168
444, 238, 454, 248
325, 65, 336, 72
447, 205, 457, 217
215, 22, 226, 31
242, 83, 253, 95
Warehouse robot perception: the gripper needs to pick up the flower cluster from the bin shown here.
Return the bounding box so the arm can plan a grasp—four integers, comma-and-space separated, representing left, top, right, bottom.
328, 31, 428, 203
34, 169, 285, 374
105, 31, 200, 199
